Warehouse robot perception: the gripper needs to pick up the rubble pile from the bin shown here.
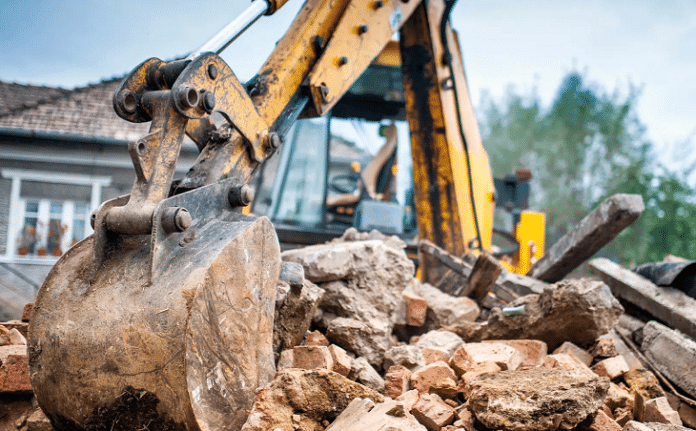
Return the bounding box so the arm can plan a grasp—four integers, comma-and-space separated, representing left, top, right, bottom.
5, 224, 696, 431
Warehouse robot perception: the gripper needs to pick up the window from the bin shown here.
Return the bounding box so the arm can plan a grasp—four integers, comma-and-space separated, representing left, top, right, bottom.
2, 169, 111, 262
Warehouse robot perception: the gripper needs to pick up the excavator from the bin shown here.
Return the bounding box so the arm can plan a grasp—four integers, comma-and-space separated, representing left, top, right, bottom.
27, 0, 545, 429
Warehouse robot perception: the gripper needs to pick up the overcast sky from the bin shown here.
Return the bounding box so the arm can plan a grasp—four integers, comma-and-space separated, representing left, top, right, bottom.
1, 0, 694, 167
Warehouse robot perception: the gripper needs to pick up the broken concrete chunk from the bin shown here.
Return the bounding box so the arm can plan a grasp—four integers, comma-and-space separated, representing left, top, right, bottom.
333, 227, 408, 251
281, 239, 414, 285
26, 408, 53, 431
0, 325, 10, 346
410, 281, 479, 330
592, 338, 618, 359
468, 368, 610, 431
543, 353, 596, 379
325, 397, 427, 431
483, 339, 548, 368
383, 345, 426, 372
622, 421, 692, 431
241, 369, 383, 431
351, 357, 385, 393
528, 193, 644, 282
461, 342, 522, 371
592, 356, 630, 380
0, 345, 31, 393
412, 393, 456, 431
459, 361, 503, 390
274, 279, 325, 353
326, 316, 389, 367
277, 349, 294, 371
554, 341, 594, 366
640, 321, 696, 399
624, 369, 666, 400
397, 389, 421, 411
385, 365, 412, 399
448, 346, 474, 377
598, 331, 643, 370
410, 361, 458, 398
644, 397, 683, 426
450, 279, 623, 350
415, 330, 464, 357
605, 382, 635, 412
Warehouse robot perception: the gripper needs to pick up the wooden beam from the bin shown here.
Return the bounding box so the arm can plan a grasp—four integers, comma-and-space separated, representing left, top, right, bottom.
464, 252, 503, 302
589, 257, 696, 341
528, 194, 644, 282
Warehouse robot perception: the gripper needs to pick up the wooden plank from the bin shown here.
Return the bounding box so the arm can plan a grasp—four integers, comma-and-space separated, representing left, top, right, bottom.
589, 257, 696, 341
528, 194, 644, 282
418, 240, 473, 294
465, 252, 503, 302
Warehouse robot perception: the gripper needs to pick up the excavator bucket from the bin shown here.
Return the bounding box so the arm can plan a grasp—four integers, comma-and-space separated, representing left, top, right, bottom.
28, 180, 281, 431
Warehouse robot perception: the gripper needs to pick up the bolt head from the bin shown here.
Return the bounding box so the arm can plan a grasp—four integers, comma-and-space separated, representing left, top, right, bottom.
208, 63, 218, 80
174, 208, 192, 231
203, 91, 216, 114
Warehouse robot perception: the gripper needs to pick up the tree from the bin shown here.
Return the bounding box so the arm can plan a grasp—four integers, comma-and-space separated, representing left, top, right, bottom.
480, 72, 696, 266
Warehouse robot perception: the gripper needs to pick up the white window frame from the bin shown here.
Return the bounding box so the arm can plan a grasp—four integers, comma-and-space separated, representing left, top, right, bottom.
2, 169, 111, 264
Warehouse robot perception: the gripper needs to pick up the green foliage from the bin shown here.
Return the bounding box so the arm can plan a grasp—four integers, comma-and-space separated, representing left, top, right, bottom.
480, 72, 696, 266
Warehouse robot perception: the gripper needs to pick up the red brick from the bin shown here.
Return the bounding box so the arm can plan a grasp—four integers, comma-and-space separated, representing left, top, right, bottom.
396, 389, 420, 411
412, 393, 456, 431
385, 365, 411, 399
404, 292, 428, 327
553, 341, 593, 366
292, 346, 333, 371
411, 361, 458, 398
0, 345, 31, 393
423, 348, 450, 365
644, 396, 682, 426
448, 346, 475, 377
21, 303, 33, 323
328, 344, 351, 377
483, 339, 547, 368
459, 342, 521, 370
303, 330, 329, 347
587, 409, 621, 431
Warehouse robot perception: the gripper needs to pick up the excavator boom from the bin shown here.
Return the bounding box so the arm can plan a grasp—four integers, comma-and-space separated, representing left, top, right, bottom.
27, 1, 543, 430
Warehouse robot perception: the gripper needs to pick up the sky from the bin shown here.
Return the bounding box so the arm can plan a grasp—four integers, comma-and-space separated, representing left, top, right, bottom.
1, 0, 695, 169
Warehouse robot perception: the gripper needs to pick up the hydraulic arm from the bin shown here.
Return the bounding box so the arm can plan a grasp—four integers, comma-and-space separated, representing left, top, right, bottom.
27, 0, 517, 429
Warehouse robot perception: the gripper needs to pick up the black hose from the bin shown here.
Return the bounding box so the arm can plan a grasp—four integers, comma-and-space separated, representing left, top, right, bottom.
439, 0, 483, 251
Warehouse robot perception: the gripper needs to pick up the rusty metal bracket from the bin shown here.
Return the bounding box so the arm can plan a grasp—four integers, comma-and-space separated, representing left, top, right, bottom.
171, 52, 273, 162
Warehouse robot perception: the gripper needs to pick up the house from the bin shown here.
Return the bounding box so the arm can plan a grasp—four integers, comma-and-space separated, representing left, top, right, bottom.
0, 79, 199, 318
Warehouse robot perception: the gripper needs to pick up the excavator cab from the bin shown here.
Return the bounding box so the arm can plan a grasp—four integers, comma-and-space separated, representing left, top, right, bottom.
251, 62, 418, 248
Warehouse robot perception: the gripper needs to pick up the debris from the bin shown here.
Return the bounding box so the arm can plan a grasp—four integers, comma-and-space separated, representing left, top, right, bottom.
410, 281, 479, 331
414, 330, 465, 357
292, 345, 334, 371
328, 344, 352, 377
325, 398, 427, 431
467, 368, 610, 431
448, 279, 623, 350
350, 357, 385, 393
622, 421, 691, 431
640, 321, 696, 399
483, 339, 547, 368
422, 348, 451, 365
457, 342, 522, 371
26, 408, 54, 431
402, 291, 428, 326
592, 356, 630, 380
0, 345, 31, 394
241, 369, 383, 431
644, 397, 682, 426
412, 393, 456, 431
383, 345, 427, 372
385, 365, 412, 399
554, 341, 594, 366
543, 353, 596, 379
585, 409, 623, 431
589, 258, 696, 341
274, 278, 325, 353
417, 240, 472, 293
304, 330, 330, 347
410, 361, 458, 398
326, 316, 389, 366
21, 303, 33, 323
464, 251, 504, 301
528, 194, 644, 282
592, 338, 619, 359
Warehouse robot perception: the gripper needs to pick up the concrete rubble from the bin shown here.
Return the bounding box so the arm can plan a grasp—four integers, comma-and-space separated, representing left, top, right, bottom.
6, 229, 696, 431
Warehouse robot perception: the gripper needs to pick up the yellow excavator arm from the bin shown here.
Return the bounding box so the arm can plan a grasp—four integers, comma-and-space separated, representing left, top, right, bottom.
28, 1, 544, 429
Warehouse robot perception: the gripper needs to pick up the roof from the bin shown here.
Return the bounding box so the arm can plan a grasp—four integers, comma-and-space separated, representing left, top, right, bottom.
0, 79, 149, 142
0, 81, 69, 116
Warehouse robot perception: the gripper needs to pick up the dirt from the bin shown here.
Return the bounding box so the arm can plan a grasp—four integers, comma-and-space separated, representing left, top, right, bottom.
53, 387, 186, 431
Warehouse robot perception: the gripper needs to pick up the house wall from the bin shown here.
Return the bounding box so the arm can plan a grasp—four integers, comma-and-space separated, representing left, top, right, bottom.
0, 178, 10, 255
